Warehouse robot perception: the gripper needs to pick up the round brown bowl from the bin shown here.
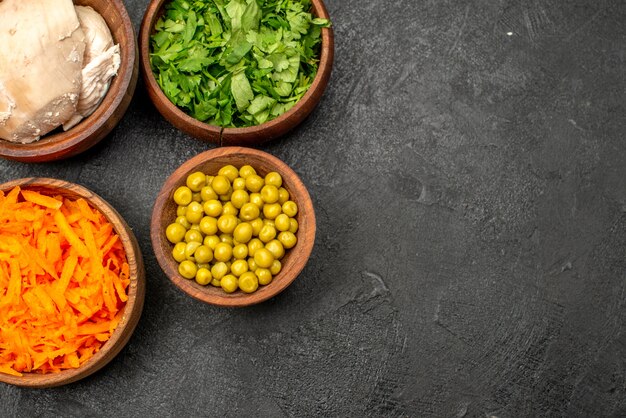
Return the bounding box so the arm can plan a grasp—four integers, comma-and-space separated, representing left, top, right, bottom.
151, 147, 316, 307
0, 0, 139, 163
0, 178, 145, 388
139, 0, 334, 146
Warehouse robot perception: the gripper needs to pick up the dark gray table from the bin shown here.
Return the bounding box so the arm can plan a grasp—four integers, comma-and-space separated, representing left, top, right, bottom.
2, 0, 625, 416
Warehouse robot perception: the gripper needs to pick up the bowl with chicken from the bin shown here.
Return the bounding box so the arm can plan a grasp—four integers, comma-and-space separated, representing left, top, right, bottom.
0, 0, 138, 162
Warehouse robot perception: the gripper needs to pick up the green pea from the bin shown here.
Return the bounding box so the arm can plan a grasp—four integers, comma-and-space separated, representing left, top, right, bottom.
170, 164, 300, 295
178, 260, 197, 279
195, 268, 212, 286
262, 203, 282, 220
232, 177, 246, 191
185, 241, 202, 259
220, 233, 234, 245
255, 268, 273, 286
259, 224, 277, 243
233, 222, 253, 244
239, 202, 260, 221
218, 189, 233, 202
249, 192, 264, 207
203, 235, 220, 250
254, 248, 274, 268
185, 201, 204, 224
245, 175, 264, 193
217, 214, 238, 234
264, 172, 282, 188
250, 218, 263, 236
173, 186, 193, 206
277, 187, 290, 204
175, 215, 191, 229
278, 231, 297, 249
186, 171, 206, 192
282, 201, 298, 217
194, 245, 213, 264
222, 201, 239, 216
211, 262, 229, 280
231, 259, 249, 277
172, 242, 187, 262
247, 238, 263, 257
221, 274, 238, 293
233, 243, 248, 259
238, 271, 258, 293
218, 165, 239, 182
212, 175, 231, 195
289, 218, 298, 233
200, 186, 218, 201
214, 242, 233, 262
166, 223, 186, 244
248, 257, 258, 271
269, 260, 282, 275
278, 231, 298, 249
184, 229, 203, 244
203, 199, 223, 217
274, 214, 290, 231
260, 184, 279, 204
265, 239, 285, 259
231, 189, 250, 209
199, 216, 218, 236
239, 165, 256, 178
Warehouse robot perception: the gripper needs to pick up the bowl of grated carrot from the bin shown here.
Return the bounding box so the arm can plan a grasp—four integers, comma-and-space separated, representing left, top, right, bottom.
0, 178, 145, 388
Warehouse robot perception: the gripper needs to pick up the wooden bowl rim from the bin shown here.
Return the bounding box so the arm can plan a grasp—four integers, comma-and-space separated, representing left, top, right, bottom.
139, 0, 334, 145
0, 178, 145, 388
150, 147, 316, 307
0, 0, 138, 162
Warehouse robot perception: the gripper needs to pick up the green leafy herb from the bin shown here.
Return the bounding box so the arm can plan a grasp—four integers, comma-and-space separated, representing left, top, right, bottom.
149, 0, 331, 128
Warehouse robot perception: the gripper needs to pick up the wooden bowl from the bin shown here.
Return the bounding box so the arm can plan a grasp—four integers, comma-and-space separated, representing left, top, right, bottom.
139, 0, 334, 146
151, 147, 316, 307
0, 0, 139, 163
0, 178, 145, 388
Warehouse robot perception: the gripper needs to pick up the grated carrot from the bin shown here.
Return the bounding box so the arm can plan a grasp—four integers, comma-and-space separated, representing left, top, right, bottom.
0, 187, 130, 376
20, 190, 63, 210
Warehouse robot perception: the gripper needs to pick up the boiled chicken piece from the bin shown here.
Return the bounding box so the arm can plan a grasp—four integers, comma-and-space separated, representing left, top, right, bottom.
63, 6, 121, 131
0, 0, 85, 143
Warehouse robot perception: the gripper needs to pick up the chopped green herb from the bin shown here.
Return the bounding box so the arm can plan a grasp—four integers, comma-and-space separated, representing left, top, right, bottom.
149, 0, 331, 128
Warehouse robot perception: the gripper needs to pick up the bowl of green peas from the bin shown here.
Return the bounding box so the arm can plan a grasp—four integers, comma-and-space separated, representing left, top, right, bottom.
150, 147, 315, 306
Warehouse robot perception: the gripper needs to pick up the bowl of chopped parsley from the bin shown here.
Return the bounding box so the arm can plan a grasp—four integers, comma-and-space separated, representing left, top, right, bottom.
139, 0, 333, 145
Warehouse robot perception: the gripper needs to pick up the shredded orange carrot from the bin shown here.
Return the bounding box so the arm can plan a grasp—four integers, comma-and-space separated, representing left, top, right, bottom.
0, 186, 130, 376
20, 190, 63, 210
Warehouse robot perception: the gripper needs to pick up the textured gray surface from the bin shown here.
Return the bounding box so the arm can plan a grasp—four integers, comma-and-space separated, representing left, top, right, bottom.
1, 0, 626, 416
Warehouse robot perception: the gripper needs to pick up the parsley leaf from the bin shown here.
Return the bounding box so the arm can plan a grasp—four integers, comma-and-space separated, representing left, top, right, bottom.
231, 69, 255, 112
150, 0, 331, 127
